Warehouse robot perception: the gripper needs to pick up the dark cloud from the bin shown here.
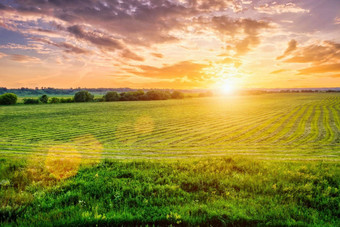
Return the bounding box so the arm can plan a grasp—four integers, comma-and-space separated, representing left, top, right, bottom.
67, 25, 123, 51
0, 0, 272, 63
33, 37, 91, 55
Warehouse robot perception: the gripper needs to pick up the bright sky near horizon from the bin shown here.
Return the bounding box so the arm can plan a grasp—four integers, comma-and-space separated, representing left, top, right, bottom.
0, 0, 339, 89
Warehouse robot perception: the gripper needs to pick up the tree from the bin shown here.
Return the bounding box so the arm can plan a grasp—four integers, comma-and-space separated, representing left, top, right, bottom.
39, 95, 49, 104
74, 91, 94, 102
145, 90, 171, 100
104, 91, 120, 102
0, 93, 17, 105
171, 91, 184, 99
23, 98, 39, 104
49, 97, 60, 104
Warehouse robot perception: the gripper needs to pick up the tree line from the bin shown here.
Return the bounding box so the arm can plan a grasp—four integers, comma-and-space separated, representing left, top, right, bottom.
0, 90, 214, 105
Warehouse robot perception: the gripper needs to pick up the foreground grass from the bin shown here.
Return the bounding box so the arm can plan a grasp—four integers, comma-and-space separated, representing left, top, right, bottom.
0, 157, 339, 226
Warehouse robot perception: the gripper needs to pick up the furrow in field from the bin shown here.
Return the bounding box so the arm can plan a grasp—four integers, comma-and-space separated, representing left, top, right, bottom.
206, 106, 299, 145
259, 104, 311, 144
176, 109, 283, 146
231, 105, 304, 144
284, 105, 316, 145
165, 110, 279, 146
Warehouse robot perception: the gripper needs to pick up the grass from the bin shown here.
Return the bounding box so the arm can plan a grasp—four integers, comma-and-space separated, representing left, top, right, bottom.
1, 157, 339, 226
0, 93, 339, 225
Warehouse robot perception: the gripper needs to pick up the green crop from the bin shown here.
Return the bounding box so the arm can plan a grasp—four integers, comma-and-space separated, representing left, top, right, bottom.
0, 93, 339, 225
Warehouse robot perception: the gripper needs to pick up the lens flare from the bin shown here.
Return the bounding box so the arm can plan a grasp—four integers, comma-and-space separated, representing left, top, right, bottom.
45, 144, 82, 180
73, 134, 103, 164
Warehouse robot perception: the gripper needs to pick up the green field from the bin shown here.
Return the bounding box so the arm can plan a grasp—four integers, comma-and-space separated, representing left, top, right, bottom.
1, 93, 339, 160
0, 94, 339, 226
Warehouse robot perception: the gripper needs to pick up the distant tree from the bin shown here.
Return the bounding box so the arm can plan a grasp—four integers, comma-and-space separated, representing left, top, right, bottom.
119, 91, 145, 101
39, 95, 49, 104
104, 91, 120, 102
94, 97, 104, 102
49, 97, 60, 104
23, 98, 39, 104
199, 91, 213, 97
171, 91, 185, 99
145, 90, 171, 100
74, 91, 94, 102
0, 93, 17, 105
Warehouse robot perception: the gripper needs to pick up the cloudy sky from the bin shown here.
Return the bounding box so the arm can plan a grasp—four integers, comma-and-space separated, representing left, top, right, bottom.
0, 0, 339, 89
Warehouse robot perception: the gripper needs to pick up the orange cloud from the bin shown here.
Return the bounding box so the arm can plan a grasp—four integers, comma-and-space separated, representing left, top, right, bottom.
299, 64, 340, 75
129, 61, 209, 80
10, 54, 41, 63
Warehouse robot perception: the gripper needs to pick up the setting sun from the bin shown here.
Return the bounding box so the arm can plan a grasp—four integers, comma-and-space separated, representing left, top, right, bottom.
220, 80, 237, 95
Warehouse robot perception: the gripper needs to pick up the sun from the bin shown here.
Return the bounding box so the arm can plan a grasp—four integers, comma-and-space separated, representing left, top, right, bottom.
221, 82, 236, 94
219, 79, 238, 95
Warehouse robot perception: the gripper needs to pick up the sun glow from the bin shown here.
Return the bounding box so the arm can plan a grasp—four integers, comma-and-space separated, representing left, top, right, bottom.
205, 64, 243, 95
221, 82, 236, 95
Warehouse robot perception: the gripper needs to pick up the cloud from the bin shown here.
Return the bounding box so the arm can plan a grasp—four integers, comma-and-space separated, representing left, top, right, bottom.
0, 52, 7, 59
10, 54, 41, 63
255, 2, 309, 14
31, 37, 91, 55
203, 16, 270, 55
282, 41, 340, 64
277, 39, 297, 60
277, 40, 340, 76
67, 25, 123, 51
298, 64, 340, 75
121, 50, 144, 62
151, 53, 164, 58
129, 61, 209, 80
335, 17, 340, 25
270, 69, 287, 74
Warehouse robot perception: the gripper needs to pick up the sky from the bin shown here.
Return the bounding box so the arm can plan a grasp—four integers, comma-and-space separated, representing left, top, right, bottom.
0, 0, 339, 89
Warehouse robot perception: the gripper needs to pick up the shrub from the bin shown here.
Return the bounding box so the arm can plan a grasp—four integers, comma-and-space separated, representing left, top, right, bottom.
49, 97, 60, 104
74, 91, 94, 102
0, 93, 17, 105
60, 98, 74, 103
171, 91, 184, 99
104, 91, 120, 102
39, 95, 49, 104
23, 98, 39, 104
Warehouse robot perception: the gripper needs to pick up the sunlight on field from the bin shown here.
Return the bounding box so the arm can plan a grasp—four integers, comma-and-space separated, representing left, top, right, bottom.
134, 116, 154, 135
73, 134, 103, 164
45, 144, 82, 180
